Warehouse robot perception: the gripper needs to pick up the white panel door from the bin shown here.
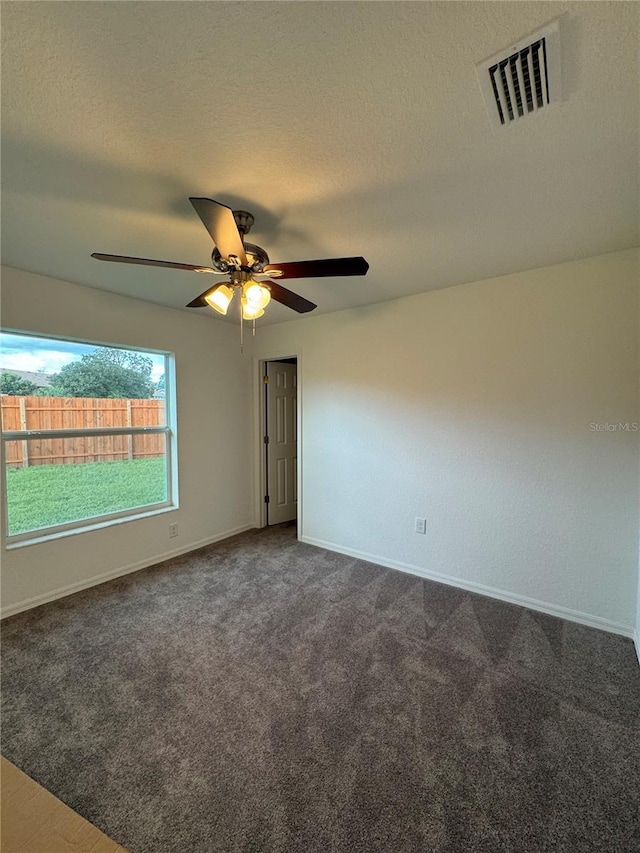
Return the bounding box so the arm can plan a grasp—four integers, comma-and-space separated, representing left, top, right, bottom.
266, 361, 297, 524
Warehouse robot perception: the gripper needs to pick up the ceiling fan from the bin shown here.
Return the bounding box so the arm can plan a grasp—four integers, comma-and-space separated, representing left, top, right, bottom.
92, 198, 369, 323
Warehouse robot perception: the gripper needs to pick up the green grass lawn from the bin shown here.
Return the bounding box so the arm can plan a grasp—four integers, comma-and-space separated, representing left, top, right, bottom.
6, 457, 167, 535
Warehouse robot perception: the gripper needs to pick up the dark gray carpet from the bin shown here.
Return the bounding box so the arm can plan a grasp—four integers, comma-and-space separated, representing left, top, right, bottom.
2, 523, 639, 853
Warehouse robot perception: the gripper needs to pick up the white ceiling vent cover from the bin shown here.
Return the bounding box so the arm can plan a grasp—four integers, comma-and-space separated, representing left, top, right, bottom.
476, 19, 561, 131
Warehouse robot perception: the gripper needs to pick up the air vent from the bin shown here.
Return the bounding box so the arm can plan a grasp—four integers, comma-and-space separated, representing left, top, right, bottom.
476, 19, 561, 131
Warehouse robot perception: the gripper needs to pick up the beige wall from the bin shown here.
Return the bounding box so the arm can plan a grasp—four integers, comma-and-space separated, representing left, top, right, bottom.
1, 266, 253, 614
253, 249, 640, 634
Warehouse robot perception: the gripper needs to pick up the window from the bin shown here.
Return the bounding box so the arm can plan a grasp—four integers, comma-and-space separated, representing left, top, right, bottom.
0, 331, 177, 546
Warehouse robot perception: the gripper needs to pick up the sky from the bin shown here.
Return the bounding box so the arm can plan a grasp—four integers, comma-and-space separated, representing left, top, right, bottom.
0, 332, 166, 381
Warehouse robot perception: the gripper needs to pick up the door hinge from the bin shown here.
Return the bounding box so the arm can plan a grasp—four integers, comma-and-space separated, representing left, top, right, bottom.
263, 375, 269, 384
263, 435, 269, 444
264, 495, 270, 504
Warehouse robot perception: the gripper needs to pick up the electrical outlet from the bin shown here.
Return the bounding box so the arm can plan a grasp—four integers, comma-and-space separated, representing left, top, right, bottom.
169, 522, 179, 538
415, 517, 426, 535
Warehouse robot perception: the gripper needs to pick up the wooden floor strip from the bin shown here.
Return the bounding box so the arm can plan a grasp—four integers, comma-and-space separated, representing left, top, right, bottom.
0, 757, 128, 853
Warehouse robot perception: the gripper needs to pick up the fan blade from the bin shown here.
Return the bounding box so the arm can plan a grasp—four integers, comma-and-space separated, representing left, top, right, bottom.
263, 256, 369, 279
91, 253, 221, 274
189, 198, 247, 265
267, 281, 317, 314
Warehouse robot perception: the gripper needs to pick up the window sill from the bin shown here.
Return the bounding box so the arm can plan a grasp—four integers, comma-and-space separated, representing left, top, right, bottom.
5, 503, 178, 550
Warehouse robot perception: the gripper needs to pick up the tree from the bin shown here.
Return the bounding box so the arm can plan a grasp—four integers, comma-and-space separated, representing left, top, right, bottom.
49, 348, 156, 399
0, 372, 39, 395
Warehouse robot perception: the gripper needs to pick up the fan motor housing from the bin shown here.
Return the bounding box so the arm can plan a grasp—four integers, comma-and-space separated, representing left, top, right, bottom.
211, 241, 270, 272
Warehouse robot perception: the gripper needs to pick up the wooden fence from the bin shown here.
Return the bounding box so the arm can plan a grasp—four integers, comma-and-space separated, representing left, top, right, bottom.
1, 396, 166, 468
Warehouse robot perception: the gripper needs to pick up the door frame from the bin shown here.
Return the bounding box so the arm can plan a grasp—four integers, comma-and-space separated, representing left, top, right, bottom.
252, 351, 302, 534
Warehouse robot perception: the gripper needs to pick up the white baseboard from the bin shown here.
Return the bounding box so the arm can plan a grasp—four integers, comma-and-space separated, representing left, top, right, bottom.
301, 535, 635, 640
1, 524, 254, 619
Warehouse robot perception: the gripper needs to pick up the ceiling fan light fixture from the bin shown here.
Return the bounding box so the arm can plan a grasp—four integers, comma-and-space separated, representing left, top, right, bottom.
205, 283, 234, 314
241, 299, 265, 321
92, 197, 367, 331
244, 281, 271, 310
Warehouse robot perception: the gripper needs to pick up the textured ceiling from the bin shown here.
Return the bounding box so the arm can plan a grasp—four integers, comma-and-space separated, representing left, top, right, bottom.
1, 2, 638, 325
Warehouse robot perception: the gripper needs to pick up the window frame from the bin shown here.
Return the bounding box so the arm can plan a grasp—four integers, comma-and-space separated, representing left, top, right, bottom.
1, 331, 178, 548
